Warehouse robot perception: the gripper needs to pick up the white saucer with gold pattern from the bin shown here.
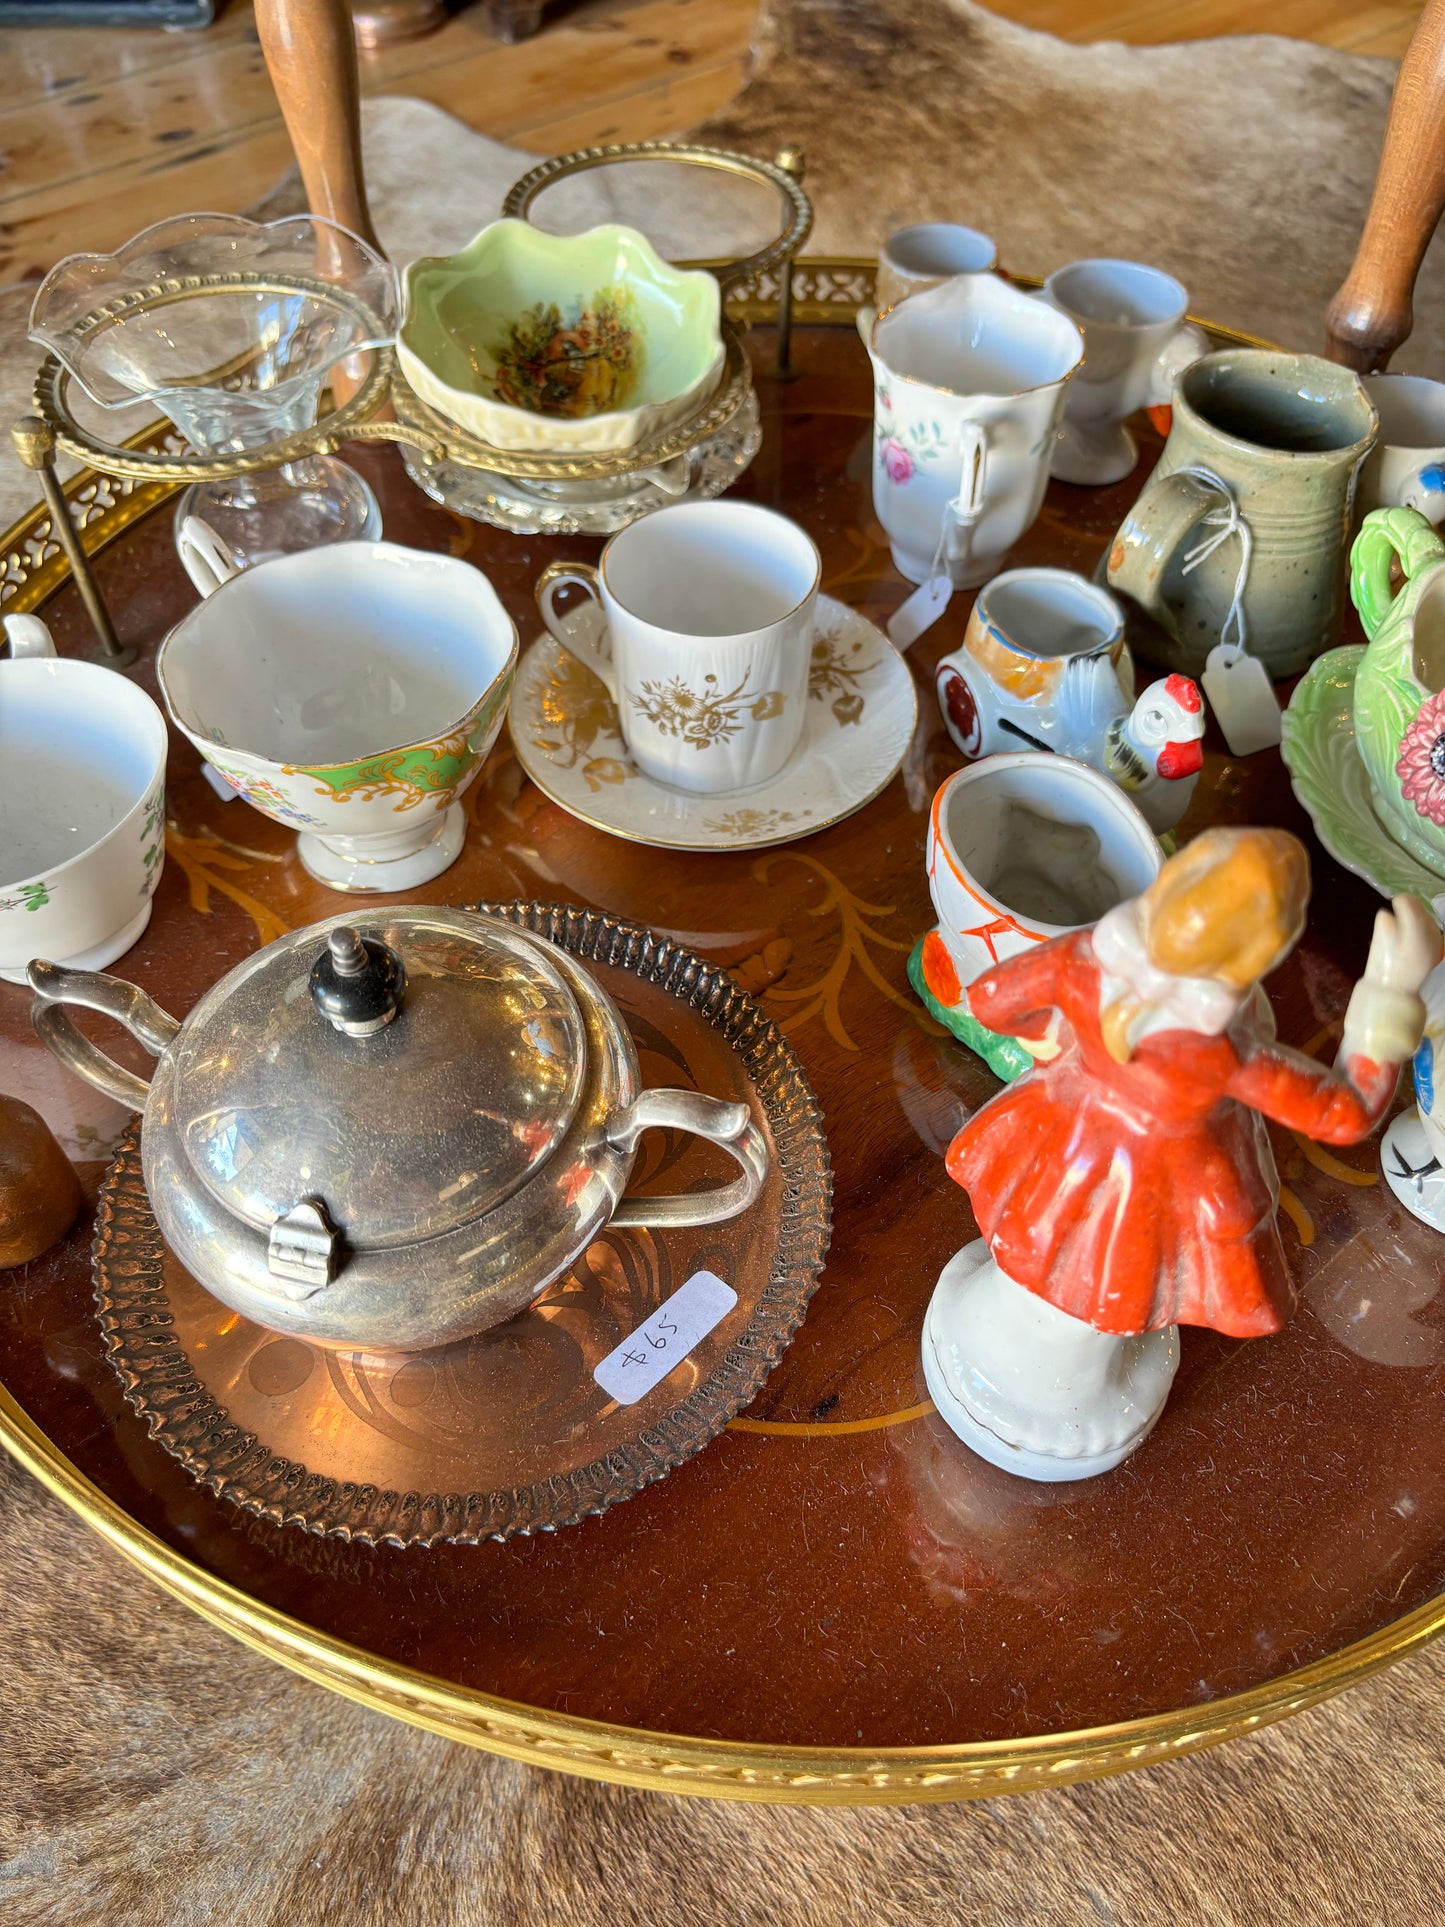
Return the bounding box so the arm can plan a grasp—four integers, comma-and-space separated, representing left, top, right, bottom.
510, 594, 918, 850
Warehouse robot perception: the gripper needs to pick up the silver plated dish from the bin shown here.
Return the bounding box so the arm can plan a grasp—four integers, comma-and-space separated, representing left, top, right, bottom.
88, 903, 832, 1546
29, 906, 771, 1354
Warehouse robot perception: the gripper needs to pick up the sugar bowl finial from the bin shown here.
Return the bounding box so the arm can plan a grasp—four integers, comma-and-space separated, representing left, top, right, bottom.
308, 927, 407, 1037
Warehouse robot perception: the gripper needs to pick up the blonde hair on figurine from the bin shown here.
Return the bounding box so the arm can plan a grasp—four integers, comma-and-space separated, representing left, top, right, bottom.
1140, 827, 1310, 989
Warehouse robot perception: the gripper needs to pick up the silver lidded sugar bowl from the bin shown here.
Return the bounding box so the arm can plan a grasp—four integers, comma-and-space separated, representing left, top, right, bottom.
28, 908, 769, 1353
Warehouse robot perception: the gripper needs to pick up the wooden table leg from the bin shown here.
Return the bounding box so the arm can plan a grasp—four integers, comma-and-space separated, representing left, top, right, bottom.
1325, 0, 1445, 372
254, 0, 381, 255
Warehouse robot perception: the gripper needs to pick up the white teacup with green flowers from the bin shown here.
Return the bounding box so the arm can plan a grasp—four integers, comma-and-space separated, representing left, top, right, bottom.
0, 615, 167, 984
162, 520, 518, 893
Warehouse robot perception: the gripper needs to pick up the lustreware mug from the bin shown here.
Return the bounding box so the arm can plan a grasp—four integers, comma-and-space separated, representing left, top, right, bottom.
1040, 259, 1207, 485
162, 519, 517, 894
0, 615, 167, 984
1105, 349, 1377, 678
921, 753, 1163, 1018
1359, 374, 1445, 526
535, 500, 820, 794
869, 274, 1084, 588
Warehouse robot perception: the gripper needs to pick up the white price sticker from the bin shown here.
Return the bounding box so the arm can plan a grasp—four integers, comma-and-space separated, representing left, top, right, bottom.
593, 1269, 738, 1407
201, 761, 240, 802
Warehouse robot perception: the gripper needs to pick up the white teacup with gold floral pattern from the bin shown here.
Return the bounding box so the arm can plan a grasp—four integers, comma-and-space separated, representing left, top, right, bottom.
162, 519, 517, 894
535, 501, 820, 794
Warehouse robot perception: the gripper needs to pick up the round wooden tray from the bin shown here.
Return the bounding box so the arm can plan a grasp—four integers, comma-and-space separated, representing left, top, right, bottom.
4, 267, 1444, 1805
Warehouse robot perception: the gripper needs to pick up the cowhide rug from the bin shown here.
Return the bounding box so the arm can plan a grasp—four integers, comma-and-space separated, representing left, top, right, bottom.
7, 5, 1445, 1922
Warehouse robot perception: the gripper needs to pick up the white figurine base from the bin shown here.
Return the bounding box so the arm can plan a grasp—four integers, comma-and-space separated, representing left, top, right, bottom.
922, 1240, 1180, 1482
1381, 1108, 1445, 1231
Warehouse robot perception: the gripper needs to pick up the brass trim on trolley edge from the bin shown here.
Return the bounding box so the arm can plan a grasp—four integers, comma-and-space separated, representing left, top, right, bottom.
1, 265, 1372, 1804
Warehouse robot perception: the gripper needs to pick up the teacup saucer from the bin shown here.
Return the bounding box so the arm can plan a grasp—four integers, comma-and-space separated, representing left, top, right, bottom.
1281, 644, 1445, 900
510, 594, 918, 851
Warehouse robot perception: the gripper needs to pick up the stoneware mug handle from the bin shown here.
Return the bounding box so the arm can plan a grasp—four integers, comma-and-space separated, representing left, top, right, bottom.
1106, 470, 1219, 625
26, 961, 182, 1111
1350, 506, 1445, 640
177, 515, 242, 600
607, 1090, 770, 1228
2, 613, 58, 660
534, 561, 619, 700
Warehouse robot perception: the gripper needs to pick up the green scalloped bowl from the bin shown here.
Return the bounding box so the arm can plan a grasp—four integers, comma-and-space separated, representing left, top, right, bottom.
398, 219, 724, 454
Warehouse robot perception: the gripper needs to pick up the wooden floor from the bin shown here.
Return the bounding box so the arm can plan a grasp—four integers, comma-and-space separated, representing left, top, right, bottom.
0, 0, 1422, 284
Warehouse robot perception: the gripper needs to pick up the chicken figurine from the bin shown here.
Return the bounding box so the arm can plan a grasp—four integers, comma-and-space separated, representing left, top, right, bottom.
934, 566, 1206, 834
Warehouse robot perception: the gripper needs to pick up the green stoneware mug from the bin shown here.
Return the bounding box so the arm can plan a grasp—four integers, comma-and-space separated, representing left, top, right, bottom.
1349, 504, 1445, 880
1105, 349, 1377, 679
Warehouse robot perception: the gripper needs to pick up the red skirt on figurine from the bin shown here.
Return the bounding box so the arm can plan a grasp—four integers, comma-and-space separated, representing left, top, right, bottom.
946, 931, 1397, 1337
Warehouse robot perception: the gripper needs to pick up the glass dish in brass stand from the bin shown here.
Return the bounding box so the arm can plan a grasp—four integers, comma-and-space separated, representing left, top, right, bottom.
387, 141, 810, 535
28, 214, 398, 569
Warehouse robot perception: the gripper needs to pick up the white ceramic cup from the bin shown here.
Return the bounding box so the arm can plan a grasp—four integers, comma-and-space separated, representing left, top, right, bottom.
869, 274, 1084, 589
1359, 374, 1445, 525
1041, 259, 1208, 486
534, 500, 820, 794
924, 752, 1162, 1002
0, 615, 168, 985
857, 223, 998, 340
161, 518, 517, 894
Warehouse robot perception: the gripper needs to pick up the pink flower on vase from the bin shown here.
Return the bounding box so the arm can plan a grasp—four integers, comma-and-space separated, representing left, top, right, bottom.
880, 436, 913, 485
1397, 686, 1445, 826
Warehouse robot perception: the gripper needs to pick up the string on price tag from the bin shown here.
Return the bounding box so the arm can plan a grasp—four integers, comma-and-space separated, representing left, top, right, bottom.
593, 1270, 738, 1407
1171, 464, 1282, 755
889, 424, 987, 650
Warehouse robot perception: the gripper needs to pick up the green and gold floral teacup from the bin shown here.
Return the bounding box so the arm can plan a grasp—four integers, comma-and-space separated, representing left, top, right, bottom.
160, 520, 517, 893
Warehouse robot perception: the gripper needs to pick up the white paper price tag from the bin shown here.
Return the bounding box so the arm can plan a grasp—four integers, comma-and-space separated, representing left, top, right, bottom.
1201, 645, 1282, 757
592, 1269, 738, 1407
888, 575, 952, 650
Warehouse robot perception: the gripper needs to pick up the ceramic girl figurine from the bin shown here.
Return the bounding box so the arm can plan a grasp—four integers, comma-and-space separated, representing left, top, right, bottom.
923, 827, 1442, 1483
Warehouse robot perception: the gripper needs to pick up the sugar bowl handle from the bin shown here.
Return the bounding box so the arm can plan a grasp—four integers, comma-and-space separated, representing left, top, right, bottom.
26, 961, 182, 1110
608, 1090, 769, 1228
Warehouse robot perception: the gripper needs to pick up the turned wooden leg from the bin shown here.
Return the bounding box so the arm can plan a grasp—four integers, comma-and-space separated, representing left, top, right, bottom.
488, 0, 544, 43
255, 0, 380, 254
1325, 0, 1445, 372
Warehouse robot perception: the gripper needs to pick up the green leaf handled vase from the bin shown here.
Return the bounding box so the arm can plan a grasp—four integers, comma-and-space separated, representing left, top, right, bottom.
1350, 505, 1445, 880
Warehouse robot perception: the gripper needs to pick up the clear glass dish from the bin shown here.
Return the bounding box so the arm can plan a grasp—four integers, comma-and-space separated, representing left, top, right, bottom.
30, 212, 399, 567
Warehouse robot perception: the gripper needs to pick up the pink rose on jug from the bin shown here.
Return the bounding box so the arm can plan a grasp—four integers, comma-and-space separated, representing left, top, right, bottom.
880, 437, 913, 485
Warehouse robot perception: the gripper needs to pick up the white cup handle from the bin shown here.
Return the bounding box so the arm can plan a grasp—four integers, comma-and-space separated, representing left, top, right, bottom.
534, 561, 619, 700
177, 515, 242, 599
1148, 321, 1209, 407
2, 614, 58, 660
637, 456, 693, 498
